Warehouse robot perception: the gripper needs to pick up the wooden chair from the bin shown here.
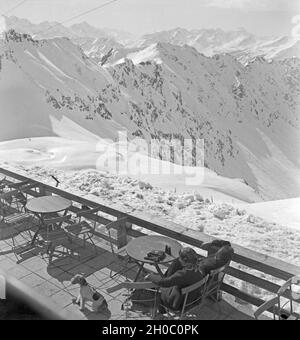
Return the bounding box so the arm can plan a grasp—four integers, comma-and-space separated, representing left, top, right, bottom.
41, 215, 73, 264
0, 190, 35, 233
0, 176, 7, 185
0, 176, 8, 193
176, 275, 210, 318
0, 183, 38, 215
64, 207, 99, 252
0, 190, 39, 262
6, 179, 31, 191
0, 191, 10, 219
107, 275, 210, 319
105, 217, 136, 278
254, 297, 281, 320
277, 275, 300, 319
254, 277, 300, 321
105, 217, 129, 256
0, 183, 40, 218
0, 190, 19, 218
205, 261, 231, 302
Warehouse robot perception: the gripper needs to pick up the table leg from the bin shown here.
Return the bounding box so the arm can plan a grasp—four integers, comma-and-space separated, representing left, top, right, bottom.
134, 262, 145, 282
154, 263, 165, 278
58, 209, 69, 228
31, 229, 40, 245
31, 214, 44, 246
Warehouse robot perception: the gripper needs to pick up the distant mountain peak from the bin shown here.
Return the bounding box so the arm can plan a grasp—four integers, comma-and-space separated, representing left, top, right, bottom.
2, 15, 299, 65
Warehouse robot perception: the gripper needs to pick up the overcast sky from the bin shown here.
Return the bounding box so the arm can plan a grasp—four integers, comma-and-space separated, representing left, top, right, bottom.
0, 0, 299, 36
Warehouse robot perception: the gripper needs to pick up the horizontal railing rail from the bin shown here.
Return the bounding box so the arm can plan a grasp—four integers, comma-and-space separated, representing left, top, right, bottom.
1, 167, 300, 314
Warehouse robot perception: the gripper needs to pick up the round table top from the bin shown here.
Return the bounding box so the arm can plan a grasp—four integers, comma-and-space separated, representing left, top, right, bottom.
126, 235, 182, 265
26, 196, 72, 214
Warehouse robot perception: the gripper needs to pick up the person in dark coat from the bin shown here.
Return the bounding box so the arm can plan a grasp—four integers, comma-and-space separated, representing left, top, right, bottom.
147, 247, 204, 311
198, 240, 234, 276
147, 241, 234, 312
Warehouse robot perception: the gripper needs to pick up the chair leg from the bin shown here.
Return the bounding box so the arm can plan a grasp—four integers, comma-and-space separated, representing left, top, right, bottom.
110, 256, 131, 279
11, 235, 20, 262
82, 233, 98, 254
89, 235, 98, 254
48, 246, 54, 265
152, 289, 160, 319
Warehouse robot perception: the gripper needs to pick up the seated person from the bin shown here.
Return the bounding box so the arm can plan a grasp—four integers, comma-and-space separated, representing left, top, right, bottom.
147, 247, 205, 311
147, 240, 234, 312
199, 240, 234, 276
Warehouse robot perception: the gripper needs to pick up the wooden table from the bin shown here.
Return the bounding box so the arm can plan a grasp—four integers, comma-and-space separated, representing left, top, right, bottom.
26, 196, 72, 245
126, 235, 182, 281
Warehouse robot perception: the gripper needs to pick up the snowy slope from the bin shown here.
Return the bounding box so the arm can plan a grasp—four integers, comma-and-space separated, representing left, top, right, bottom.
238, 198, 300, 231
0, 137, 261, 204
111, 44, 300, 199
0, 30, 129, 141
0, 30, 299, 201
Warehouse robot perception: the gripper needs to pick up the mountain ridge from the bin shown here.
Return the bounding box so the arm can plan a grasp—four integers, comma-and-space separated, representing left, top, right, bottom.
1, 29, 299, 200
2, 15, 299, 65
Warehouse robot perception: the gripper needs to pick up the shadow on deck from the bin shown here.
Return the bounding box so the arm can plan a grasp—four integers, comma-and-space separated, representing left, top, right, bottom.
0, 220, 253, 320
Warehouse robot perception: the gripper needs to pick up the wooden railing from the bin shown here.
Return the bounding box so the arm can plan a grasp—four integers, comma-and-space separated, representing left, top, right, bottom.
1, 167, 300, 314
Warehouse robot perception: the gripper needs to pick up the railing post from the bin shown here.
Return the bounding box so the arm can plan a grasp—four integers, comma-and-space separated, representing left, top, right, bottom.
116, 219, 131, 249
39, 185, 52, 197
207, 247, 222, 301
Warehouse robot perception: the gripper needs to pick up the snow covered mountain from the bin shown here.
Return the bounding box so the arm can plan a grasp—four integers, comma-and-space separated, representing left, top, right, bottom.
139, 27, 300, 62
0, 29, 299, 201
4, 16, 136, 43
3, 16, 300, 65
2, 16, 137, 65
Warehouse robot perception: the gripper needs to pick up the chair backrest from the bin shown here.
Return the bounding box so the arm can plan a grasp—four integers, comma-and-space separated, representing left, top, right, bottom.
104, 217, 129, 255
14, 191, 27, 206
76, 206, 102, 218
77, 206, 111, 229
209, 262, 229, 281
277, 275, 300, 315
180, 275, 209, 317
254, 297, 280, 320
0, 188, 31, 203
0, 177, 8, 187
44, 215, 72, 228
182, 275, 209, 295
0, 190, 19, 205
105, 217, 129, 231
20, 182, 38, 193
0, 177, 8, 191
8, 180, 31, 189
278, 276, 300, 296
0, 191, 16, 218
205, 261, 230, 300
